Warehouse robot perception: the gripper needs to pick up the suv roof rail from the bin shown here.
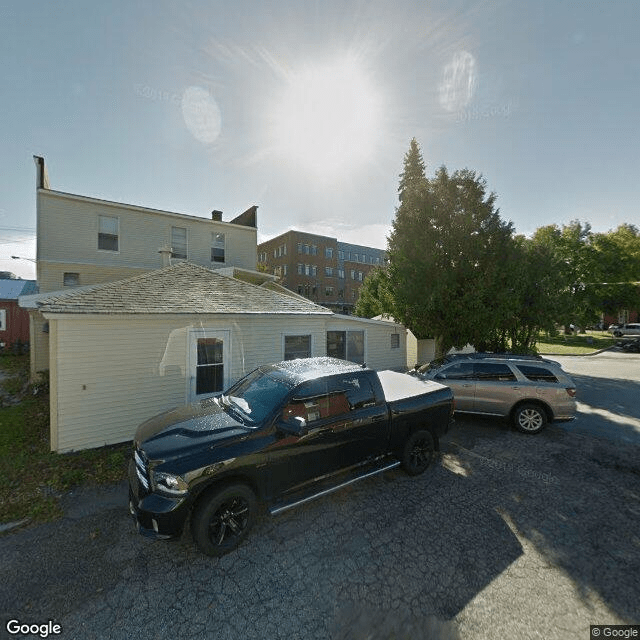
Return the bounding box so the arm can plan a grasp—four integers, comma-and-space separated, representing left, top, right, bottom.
448, 352, 544, 361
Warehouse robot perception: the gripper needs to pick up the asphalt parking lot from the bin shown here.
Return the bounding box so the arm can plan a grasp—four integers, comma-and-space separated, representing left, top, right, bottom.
1, 352, 639, 640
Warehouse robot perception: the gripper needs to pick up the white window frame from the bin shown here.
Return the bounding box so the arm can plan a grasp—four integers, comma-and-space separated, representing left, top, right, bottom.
211, 232, 225, 263
97, 215, 119, 252
0, 309, 6, 331
326, 329, 366, 364
187, 328, 231, 402
283, 334, 313, 360
171, 226, 188, 260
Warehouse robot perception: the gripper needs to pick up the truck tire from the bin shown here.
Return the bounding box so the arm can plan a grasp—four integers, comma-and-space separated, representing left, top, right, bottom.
402, 430, 435, 476
191, 483, 257, 557
513, 403, 547, 434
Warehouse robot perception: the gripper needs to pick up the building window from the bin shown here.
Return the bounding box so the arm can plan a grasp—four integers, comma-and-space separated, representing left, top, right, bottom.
211, 232, 225, 263
327, 330, 365, 364
297, 263, 304, 274
325, 247, 333, 258
358, 271, 363, 281
311, 245, 317, 255
283, 265, 288, 276
0, 309, 6, 331
63, 272, 80, 287
338, 269, 345, 279
325, 286, 334, 296
304, 244, 310, 255
98, 215, 119, 251
305, 264, 311, 276
297, 243, 303, 254
284, 335, 312, 360
298, 285, 304, 294
350, 270, 356, 280
325, 266, 333, 277
171, 226, 187, 259
391, 334, 400, 349
283, 244, 287, 256
338, 250, 345, 260
195, 338, 224, 395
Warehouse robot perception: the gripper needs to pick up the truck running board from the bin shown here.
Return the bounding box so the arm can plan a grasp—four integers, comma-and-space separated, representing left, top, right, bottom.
269, 459, 401, 517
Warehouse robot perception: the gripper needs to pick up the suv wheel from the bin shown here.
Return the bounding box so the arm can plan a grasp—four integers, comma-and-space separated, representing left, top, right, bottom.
191, 483, 256, 557
513, 403, 547, 434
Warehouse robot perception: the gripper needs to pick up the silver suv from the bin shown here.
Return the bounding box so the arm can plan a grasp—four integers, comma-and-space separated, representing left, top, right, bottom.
411, 354, 576, 434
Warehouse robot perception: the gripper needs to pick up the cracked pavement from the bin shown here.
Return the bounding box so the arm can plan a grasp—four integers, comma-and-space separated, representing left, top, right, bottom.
1, 353, 639, 639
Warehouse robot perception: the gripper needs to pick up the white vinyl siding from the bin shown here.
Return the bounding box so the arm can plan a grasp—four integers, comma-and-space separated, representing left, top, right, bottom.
46, 313, 406, 452
36, 191, 257, 293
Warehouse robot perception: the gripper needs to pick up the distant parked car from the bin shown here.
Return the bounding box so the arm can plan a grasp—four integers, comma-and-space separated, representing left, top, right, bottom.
410, 353, 576, 434
618, 337, 640, 353
609, 323, 640, 337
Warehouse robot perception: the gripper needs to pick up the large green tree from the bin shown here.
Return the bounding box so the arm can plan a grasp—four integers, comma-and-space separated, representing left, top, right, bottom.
354, 266, 395, 319
387, 158, 514, 357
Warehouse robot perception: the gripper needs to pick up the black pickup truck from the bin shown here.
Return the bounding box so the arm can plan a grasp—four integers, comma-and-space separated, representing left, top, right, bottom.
129, 357, 453, 556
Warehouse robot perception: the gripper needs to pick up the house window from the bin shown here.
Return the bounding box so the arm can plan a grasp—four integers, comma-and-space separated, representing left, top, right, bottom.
350, 270, 356, 279
325, 286, 334, 296
0, 309, 6, 331
211, 232, 225, 263
297, 243, 303, 254
325, 247, 333, 258
196, 338, 224, 395
311, 245, 317, 255
284, 335, 312, 360
338, 250, 345, 260
325, 266, 333, 277
171, 227, 187, 259
391, 334, 400, 349
98, 215, 119, 251
358, 272, 363, 281
305, 264, 311, 276
338, 269, 345, 279
297, 263, 304, 275
327, 330, 365, 364
63, 272, 80, 287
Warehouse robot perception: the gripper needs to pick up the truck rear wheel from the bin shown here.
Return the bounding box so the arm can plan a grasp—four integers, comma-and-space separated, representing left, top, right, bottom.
191, 483, 256, 557
402, 430, 435, 476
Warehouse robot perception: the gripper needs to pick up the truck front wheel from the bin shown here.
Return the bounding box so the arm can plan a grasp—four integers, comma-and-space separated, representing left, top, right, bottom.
191, 483, 257, 557
402, 430, 435, 476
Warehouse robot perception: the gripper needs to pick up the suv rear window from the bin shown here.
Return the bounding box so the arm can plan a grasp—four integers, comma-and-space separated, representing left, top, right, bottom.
516, 365, 559, 383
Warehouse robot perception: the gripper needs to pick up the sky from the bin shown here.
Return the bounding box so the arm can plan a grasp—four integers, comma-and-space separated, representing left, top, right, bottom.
1, 0, 639, 280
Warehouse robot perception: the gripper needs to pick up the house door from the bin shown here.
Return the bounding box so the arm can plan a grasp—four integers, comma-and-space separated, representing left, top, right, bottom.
188, 330, 230, 402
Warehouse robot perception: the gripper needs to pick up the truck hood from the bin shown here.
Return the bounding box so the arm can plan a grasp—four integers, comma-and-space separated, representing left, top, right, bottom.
134, 400, 250, 461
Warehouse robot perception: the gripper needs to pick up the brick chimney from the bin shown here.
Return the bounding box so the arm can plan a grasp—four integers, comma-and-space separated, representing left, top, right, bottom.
212, 210, 223, 221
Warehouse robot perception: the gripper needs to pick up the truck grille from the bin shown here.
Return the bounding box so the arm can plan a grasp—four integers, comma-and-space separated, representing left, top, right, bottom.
134, 449, 150, 490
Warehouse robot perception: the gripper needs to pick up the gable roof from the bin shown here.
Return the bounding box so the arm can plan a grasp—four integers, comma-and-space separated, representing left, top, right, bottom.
0, 279, 38, 299
36, 262, 333, 315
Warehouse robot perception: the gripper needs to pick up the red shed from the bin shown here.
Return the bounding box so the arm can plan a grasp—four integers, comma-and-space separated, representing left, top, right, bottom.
0, 279, 38, 349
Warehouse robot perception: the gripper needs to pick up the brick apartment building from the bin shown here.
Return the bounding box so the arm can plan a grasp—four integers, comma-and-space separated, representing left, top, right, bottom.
257, 230, 386, 314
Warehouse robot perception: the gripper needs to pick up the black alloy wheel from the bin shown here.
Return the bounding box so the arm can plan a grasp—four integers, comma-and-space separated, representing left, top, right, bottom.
192, 484, 257, 557
402, 430, 435, 476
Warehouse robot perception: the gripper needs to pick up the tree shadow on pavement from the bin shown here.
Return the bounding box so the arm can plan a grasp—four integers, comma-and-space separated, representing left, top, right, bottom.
444, 412, 640, 625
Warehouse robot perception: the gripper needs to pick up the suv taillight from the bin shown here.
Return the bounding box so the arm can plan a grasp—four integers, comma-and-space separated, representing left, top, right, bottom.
565, 387, 576, 398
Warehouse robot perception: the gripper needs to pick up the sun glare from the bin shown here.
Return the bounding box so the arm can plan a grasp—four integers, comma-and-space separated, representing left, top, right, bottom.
268, 56, 382, 178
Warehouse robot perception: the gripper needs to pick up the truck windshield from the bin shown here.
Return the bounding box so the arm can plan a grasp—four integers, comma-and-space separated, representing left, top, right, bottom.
222, 368, 293, 426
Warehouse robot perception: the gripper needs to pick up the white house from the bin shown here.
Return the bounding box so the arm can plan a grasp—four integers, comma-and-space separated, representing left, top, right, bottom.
23, 159, 408, 452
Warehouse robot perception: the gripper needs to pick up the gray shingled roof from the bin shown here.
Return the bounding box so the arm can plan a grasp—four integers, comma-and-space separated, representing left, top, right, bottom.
37, 262, 333, 315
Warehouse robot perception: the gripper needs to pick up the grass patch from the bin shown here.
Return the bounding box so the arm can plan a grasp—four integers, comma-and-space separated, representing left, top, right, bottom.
536, 330, 616, 355
0, 355, 130, 527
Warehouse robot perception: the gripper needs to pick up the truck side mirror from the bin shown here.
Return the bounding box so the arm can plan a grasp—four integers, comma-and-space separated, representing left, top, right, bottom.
278, 416, 308, 437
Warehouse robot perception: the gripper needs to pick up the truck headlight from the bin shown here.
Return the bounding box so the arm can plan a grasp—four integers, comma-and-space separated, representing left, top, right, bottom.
152, 471, 189, 496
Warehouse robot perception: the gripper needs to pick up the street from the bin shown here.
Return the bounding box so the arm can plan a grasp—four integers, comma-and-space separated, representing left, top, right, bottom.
1, 352, 639, 640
